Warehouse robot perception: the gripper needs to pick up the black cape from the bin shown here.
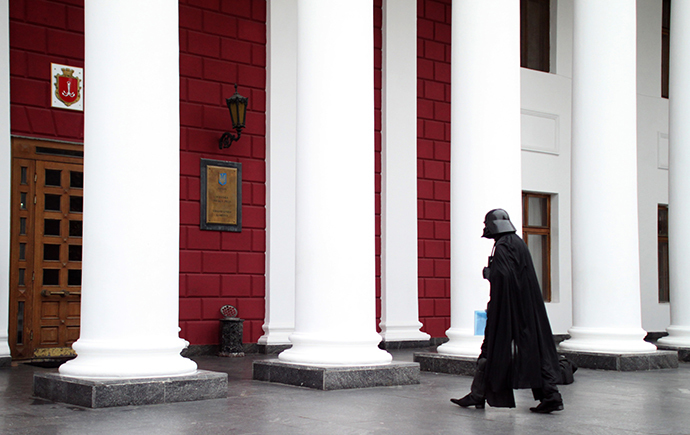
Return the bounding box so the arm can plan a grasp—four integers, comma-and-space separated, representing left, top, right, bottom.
481, 233, 561, 408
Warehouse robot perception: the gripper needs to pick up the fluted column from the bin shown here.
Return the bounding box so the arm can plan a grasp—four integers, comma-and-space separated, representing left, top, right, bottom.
59, 0, 197, 378
278, 0, 392, 366
379, 0, 430, 344
658, 0, 690, 348
438, 0, 522, 357
559, 0, 655, 354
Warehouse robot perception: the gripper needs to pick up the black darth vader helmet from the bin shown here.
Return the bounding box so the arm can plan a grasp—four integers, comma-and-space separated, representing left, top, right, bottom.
482, 208, 517, 239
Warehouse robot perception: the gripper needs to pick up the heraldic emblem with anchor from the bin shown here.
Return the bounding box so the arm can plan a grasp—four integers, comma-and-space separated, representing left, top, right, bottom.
54, 67, 82, 107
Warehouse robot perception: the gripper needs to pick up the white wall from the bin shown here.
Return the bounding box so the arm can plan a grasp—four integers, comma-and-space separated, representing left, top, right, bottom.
636, 0, 670, 331
520, 0, 573, 334
520, 0, 670, 334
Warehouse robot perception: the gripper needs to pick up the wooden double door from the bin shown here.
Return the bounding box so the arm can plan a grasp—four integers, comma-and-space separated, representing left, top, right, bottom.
9, 138, 83, 360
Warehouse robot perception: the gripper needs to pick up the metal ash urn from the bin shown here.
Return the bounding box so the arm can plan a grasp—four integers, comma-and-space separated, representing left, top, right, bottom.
219, 305, 245, 357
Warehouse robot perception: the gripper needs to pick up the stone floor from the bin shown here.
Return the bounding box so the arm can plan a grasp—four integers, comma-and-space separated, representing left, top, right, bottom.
2, 348, 690, 435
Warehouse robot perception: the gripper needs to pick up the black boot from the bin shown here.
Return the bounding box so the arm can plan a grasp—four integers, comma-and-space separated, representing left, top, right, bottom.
450, 393, 485, 409
529, 399, 564, 414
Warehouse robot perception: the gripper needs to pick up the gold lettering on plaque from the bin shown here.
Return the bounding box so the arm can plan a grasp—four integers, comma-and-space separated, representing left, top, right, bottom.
206, 166, 238, 225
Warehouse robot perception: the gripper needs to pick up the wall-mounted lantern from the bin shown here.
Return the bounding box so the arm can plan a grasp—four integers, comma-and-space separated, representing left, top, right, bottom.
219, 84, 248, 150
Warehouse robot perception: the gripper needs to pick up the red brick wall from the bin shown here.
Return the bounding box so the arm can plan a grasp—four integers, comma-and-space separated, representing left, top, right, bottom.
9, 0, 85, 141
178, 0, 267, 345
417, 0, 451, 338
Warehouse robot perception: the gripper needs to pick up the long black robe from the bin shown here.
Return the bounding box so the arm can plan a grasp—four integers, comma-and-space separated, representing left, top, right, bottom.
481, 233, 561, 408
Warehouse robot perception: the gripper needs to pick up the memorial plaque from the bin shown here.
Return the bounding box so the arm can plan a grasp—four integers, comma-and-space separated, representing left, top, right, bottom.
206, 165, 238, 225
200, 159, 242, 232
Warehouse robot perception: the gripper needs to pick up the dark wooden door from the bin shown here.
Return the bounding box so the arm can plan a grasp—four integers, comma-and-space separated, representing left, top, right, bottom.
9, 139, 83, 360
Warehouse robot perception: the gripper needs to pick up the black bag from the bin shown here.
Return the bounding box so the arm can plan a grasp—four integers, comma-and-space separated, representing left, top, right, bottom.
558, 355, 577, 385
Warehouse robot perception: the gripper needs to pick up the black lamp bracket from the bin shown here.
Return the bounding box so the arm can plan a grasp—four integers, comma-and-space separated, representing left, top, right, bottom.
219, 128, 243, 149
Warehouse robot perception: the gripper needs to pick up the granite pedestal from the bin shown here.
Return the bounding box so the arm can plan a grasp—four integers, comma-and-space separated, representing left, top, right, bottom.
33, 370, 228, 408
413, 352, 477, 376
256, 344, 292, 355
655, 344, 690, 362
253, 360, 420, 390
379, 340, 431, 350
559, 350, 679, 371
414, 349, 679, 375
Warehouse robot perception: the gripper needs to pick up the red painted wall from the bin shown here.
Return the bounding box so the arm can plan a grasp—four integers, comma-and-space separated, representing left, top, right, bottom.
9, 0, 85, 141
417, 0, 452, 338
178, 0, 267, 345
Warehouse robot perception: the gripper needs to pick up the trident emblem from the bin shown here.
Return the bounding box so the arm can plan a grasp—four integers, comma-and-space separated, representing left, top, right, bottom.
219, 172, 227, 186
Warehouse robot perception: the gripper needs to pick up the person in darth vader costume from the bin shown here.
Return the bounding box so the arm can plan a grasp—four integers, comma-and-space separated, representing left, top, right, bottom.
451, 209, 564, 414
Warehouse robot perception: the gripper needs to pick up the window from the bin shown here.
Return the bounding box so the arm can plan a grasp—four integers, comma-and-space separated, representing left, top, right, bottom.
522, 192, 551, 301
658, 204, 670, 302
521, 0, 550, 72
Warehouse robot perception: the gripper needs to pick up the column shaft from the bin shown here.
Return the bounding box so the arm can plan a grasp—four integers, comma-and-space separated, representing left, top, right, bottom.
438, 0, 522, 357
260, 0, 297, 347
0, 0, 11, 361
59, 0, 197, 378
278, 0, 392, 366
659, 0, 690, 347
379, 0, 429, 343
560, 0, 654, 353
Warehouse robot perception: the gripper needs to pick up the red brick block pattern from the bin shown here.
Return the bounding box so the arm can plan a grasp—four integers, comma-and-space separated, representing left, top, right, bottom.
179, 0, 266, 344
418, 0, 451, 339
10, 0, 84, 142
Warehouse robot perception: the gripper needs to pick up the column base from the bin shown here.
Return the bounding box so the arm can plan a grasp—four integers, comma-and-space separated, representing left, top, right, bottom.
657, 325, 690, 349
0, 356, 11, 368
253, 359, 420, 390
436, 331, 483, 358
413, 352, 476, 376
559, 350, 678, 371
33, 370, 228, 408
277, 333, 393, 366
378, 325, 431, 344
257, 327, 293, 347
558, 327, 658, 354
59, 338, 198, 378
654, 344, 690, 362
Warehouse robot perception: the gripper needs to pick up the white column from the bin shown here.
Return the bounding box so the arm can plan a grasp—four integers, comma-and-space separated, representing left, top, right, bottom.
379, 0, 429, 343
0, 0, 12, 361
659, 1, 690, 348
59, 0, 197, 378
559, 0, 655, 354
437, 0, 522, 357
278, 0, 392, 366
260, 0, 297, 347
